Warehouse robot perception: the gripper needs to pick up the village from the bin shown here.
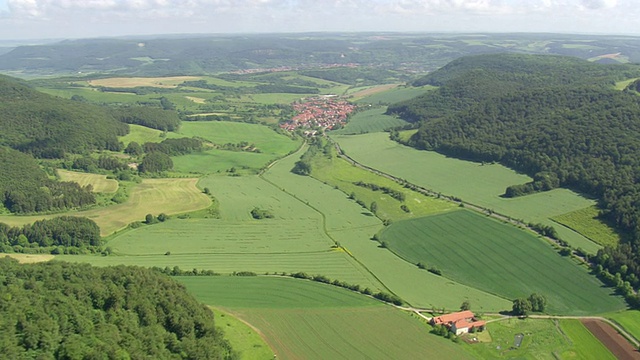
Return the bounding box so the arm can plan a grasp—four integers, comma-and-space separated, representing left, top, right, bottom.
279, 96, 357, 132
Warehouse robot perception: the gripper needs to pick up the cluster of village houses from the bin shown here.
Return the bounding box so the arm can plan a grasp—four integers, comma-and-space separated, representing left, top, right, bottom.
280, 96, 357, 131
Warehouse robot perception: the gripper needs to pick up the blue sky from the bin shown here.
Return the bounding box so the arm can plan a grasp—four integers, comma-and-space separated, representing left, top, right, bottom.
0, 0, 637, 40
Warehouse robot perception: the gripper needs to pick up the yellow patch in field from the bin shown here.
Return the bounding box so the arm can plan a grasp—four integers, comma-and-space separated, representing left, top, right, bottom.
0, 178, 210, 236
58, 170, 119, 193
2, 253, 54, 263
88, 76, 200, 88
185, 96, 207, 104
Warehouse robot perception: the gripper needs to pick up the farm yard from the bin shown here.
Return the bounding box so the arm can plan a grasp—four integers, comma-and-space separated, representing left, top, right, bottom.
179, 276, 474, 360
463, 318, 616, 359
379, 210, 626, 315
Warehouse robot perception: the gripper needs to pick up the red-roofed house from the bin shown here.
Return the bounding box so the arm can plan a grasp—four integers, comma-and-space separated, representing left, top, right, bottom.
430, 310, 486, 335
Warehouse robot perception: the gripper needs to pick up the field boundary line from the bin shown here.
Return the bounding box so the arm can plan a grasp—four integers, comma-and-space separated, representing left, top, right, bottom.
258, 148, 397, 297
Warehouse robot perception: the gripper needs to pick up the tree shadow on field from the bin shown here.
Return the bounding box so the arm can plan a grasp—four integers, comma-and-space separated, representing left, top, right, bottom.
361, 212, 374, 216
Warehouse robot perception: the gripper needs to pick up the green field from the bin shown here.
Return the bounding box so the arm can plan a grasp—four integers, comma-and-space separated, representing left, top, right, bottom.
380, 210, 626, 315
178, 276, 474, 360
333, 132, 601, 253
355, 85, 436, 104
0, 178, 209, 236
463, 318, 615, 359
552, 206, 622, 247
605, 310, 640, 342
211, 307, 273, 360
171, 121, 301, 174
309, 144, 457, 221
57, 169, 119, 193
262, 145, 512, 311
331, 107, 408, 134
119, 124, 184, 145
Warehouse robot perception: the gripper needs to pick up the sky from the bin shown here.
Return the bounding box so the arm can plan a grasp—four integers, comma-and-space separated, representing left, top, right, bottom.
0, 0, 637, 40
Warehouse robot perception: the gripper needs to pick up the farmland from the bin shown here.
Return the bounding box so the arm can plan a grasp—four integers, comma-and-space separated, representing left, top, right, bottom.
179, 276, 474, 360
0, 178, 210, 236
262, 145, 512, 311
354, 84, 437, 104
380, 210, 626, 315
57, 169, 119, 193
463, 318, 615, 359
210, 307, 273, 360
605, 310, 640, 341
333, 132, 602, 253
551, 206, 622, 247
332, 107, 409, 134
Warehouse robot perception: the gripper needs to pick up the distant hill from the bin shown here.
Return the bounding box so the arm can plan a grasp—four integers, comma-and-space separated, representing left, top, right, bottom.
388, 53, 640, 301
0, 75, 128, 158
1, 33, 640, 76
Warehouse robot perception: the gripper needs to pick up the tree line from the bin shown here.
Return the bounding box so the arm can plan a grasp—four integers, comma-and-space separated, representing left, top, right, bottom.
0, 216, 101, 254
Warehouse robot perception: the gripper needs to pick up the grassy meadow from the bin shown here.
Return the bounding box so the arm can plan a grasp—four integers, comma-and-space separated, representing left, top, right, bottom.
57, 169, 119, 193
179, 276, 474, 360
211, 307, 273, 360
463, 318, 615, 360
331, 107, 409, 135
0, 178, 210, 236
551, 206, 622, 247
380, 210, 626, 315
354, 85, 436, 104
333, 132, 602, 253
605, 310, 640, 342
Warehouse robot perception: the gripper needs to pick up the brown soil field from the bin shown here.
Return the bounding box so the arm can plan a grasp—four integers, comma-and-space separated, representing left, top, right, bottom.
582, 319, 640, 360
2, 253, 55, 263
88, 76, 200, 88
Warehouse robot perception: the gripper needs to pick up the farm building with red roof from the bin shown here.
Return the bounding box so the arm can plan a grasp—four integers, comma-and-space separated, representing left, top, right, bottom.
430, 310, 486, 335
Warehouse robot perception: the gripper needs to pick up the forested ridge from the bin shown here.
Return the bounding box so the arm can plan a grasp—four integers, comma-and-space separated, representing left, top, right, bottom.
388, 53, 640, 299
0, 75, 128, 158
0, 258, 235, 359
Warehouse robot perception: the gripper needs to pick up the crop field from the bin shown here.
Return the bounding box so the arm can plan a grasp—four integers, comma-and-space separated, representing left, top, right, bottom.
118, 124, 184, 145
172, 150, 280, 175
2, 253, 54, 264
333, 132, 601, 252
57, 169, 119, 193
210, 307, 273, 360
463, 318, 615, 359
331, 107, 409, 135
354, 85, 436, 104
178, 276, 474, 360
605, 310, 640, 341
0, 178, 210, 236
380, 210, 626, 315
262, 146, 512, 311
178, 122, 300, 156
552, 206, 622, 247
86, 76, 201, 88
345, 83, 399, 101
309, 146, 457, 221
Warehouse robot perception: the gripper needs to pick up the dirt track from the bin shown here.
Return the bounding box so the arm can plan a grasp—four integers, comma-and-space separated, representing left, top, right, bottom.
581, 319, 640, 360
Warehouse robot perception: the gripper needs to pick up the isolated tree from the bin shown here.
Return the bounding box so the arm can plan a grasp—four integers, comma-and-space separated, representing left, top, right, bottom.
528, 293, 547, 312
145, 214, 155, 224
512, 298, 532, 316
460, 300, 471, 311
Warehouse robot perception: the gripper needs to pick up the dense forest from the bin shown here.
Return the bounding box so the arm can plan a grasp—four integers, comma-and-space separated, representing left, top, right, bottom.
0, 258, 235, 359
0, 147, 96, 213
0, 75, 128, 158
0, 216, 101, 254
388, 53, 640, 298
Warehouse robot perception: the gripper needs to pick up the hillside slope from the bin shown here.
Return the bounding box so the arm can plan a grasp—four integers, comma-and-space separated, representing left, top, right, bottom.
388, 54, 640, 304
0, 75, 128, 158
